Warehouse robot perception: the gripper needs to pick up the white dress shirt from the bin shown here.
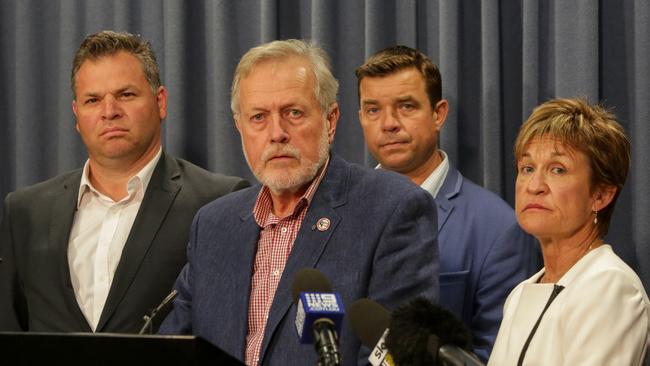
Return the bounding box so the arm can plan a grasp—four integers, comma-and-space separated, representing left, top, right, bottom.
377, 150, 450, 197
68, 149, 161, 331
419, 150, 449, 198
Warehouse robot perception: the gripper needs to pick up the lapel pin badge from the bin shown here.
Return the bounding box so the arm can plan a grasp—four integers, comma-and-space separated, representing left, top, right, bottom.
316, 217, 331, 232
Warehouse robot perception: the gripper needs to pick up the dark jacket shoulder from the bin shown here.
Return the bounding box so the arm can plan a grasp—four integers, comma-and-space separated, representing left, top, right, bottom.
169, 156, 249, 198
6, 169, 81, 202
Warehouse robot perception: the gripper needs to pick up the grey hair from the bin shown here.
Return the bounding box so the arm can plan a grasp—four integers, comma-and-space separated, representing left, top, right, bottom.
230, 39, 339, 116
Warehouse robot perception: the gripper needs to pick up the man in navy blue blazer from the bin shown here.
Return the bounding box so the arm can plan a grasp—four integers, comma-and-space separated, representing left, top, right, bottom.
356, 45, 541, 361
159, 40, 439, 365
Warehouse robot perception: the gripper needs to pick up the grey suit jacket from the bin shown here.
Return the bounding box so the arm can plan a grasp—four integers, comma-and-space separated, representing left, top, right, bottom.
160, 154, 439, 365
0, 152, 249, 333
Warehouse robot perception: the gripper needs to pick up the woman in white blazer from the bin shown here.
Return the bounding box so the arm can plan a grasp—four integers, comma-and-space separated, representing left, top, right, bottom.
489, 98, 649, 366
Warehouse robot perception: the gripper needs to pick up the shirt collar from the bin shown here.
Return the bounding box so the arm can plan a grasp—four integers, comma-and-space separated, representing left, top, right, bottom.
419, 150, 450, 198
253, 155, 330, 227
76, 148, 163, 207
375, 150, 450, 198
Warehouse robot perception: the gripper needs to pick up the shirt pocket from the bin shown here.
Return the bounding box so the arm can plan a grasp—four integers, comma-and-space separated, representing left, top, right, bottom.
439, 270, 469, 320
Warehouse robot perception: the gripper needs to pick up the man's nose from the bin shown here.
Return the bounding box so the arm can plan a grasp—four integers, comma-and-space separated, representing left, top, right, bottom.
270, 113, 290, 143
381, 108, 401, 132
102, 96, 123, 120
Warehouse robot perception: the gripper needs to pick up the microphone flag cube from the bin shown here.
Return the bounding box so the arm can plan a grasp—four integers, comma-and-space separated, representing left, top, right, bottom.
368, 328, 395, 366
295, 292, 345, 344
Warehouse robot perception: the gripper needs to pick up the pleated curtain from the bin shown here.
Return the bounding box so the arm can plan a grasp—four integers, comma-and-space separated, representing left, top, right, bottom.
1, 0, 648, 288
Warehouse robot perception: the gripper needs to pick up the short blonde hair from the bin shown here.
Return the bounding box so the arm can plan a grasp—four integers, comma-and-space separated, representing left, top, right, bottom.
514, 98, 630, 236
230, 39, 339, 116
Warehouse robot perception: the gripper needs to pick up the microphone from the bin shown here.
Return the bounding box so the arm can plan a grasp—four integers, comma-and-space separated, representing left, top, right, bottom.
292, 268, 345, 366
348, 298, 395, 366
138, 289, 178, 335
386, 297, 484, 366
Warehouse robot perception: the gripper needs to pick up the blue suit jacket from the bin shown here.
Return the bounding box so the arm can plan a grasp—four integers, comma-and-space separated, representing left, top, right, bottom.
160, 154, 439, 366
436, 166, 541, 361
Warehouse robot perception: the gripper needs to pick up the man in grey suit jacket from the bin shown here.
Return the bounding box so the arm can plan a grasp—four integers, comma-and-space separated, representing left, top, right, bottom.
160, 39, 439, 366
0, 31, 248, 333
356, 45, 541, 361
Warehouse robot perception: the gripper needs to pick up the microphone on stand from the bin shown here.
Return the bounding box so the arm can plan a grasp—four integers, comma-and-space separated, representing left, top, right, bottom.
348, 298, 395, 366
349, 297, 484, 366
138, 289, 178, 335
292, 268, 345, 366
386, 297, 484, 366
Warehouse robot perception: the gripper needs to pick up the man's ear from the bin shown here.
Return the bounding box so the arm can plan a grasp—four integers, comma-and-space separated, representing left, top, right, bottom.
234, 114, 242, 133
156, 86, 168, 120
433, 99, 449, 131
325, 103, 340, 144
72, 100, 80, 133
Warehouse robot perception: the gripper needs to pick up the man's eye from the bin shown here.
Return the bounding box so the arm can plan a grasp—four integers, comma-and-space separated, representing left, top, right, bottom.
121, 92, 136, 98
400, 103, 415, 111
251, 113, 265, 122
551, 166, 566, 174
365, 107, 379, 115
84, 98, 98, 105
288, 109, 303, 118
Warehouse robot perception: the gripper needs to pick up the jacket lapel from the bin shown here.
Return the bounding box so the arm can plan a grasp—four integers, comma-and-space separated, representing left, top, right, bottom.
50, 171, 92, 331
258, 155, 348, 362
96, 153, 181, 330
226, 201, 262, 359
435, 166, 463, 232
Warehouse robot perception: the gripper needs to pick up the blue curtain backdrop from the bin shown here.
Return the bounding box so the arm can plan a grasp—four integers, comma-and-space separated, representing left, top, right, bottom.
1, 0, 648, 289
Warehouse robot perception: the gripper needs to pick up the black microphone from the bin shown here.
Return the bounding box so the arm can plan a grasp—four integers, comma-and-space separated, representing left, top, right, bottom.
348, 298, 395, 366
292, 268, 345, 366
138, 289, 178, 335
386, 297, 484, 366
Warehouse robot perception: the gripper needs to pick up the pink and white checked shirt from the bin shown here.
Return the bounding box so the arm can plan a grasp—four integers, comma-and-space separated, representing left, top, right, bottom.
245, 159, 329, 366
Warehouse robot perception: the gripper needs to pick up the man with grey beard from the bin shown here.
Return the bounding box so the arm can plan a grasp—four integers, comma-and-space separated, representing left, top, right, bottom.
159, 39, 440, 366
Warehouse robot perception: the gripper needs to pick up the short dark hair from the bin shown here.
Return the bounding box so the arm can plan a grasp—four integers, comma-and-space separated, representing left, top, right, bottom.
71, 30, 161, 98
355, 45, 442, 108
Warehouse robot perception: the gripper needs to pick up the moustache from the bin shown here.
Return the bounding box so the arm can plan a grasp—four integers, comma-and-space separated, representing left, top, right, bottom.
261, 144, 301, 163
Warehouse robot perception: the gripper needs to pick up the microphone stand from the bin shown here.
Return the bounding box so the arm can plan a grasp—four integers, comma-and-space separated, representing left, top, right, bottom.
138, 290, 178, 335
313, 318, 341, 366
